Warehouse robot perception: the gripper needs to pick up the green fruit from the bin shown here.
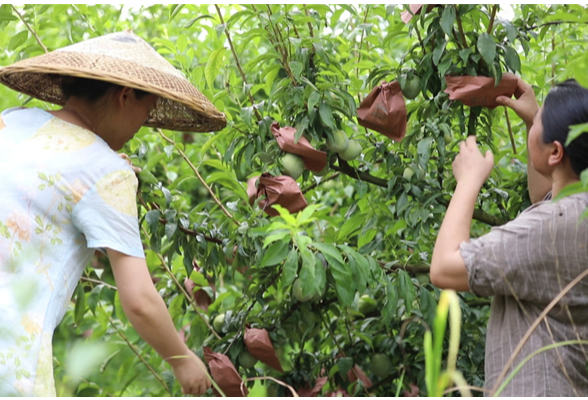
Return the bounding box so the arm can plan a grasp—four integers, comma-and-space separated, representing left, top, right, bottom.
292, 279, 313, 302
416, 273, 430, 286
338, 140, 362, 161
314, 164, 329, 176
401, 76, 421, 100
358, 294, 377, 314
238, 350, 258, 369
326, 130, 349, 153
403, 167, 415, 181
369, 353, 392, 379
281, 153, 305, 180
213, 313, 225, 333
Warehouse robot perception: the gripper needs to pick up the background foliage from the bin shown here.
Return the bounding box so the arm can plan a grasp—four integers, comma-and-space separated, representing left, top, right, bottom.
1, 4, 587, 397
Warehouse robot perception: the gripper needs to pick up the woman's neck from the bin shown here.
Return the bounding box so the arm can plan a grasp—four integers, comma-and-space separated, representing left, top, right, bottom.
550, 165, 580, 199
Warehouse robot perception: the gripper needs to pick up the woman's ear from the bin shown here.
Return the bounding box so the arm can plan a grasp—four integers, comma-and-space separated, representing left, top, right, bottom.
547, 140, 566, 167
112, 87, 134, 109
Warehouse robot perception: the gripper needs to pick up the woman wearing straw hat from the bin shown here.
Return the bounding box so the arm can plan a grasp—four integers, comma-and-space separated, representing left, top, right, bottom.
0, 31, 225, 396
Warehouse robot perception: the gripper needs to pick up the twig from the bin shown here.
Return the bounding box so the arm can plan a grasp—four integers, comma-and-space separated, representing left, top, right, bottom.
491, 268, 588, 395
71, 4, 97, 33
504, 107, 517, 154
242, 376, 299, 397
141, 225, 222, 340
157, 129, 240, 226
487, 5, 498, 34
214, 5, 262, 121
81, 276, 117, 290
108, 314, 171, 394
303, 4, 314, 37
356, 5, 370, 79
11, 5, 48, 53
444, 384, 488, 395
454, 5, 468, 48
302, 172, 341, 194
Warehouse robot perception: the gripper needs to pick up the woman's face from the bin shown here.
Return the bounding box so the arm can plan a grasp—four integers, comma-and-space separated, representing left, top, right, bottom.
111, 91, 158, 150
527, 106, 550, 175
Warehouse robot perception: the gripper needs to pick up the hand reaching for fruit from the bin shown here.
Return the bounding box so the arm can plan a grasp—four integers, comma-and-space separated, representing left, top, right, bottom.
452, 136, 494, 188
119, 153, 142, 174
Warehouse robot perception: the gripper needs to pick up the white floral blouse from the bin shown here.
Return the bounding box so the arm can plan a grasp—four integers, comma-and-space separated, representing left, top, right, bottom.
0, 107, 144, 396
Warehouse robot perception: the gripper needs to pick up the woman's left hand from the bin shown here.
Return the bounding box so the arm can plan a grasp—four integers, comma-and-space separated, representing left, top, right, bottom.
452, 136, 494, 187
119, 153, 142, 174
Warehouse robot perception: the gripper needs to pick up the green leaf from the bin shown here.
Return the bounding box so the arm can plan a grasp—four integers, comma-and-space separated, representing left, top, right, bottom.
397, 270, 416, 313
565, 122, 588, 146
189, 317, 209, 348
145, 210, 160, 232
319, 102, 335, 129
477, 32, 496, 65
260, 238, 290, 267
417, 137, 434, 170
307, 90, 320, 111
298, 246, 317, 297
74, 283, 86, 326
440, 6, 456, 36
184, 14, 214, 28
282, 249, 298, 287
459, 48, 473, 64
313, 242, 344, 264
205, 48, 226, 90
420, 288, 437, 328
169, 4, 185, 22
504, 46, 521, 73
8, 30, 28, 50
320, 248, 354, 306
114, 291, 127, 324
432, 41, 447, 66
289, 60, 303, 80
337, 213, 364, 241
382, 281, 398, 326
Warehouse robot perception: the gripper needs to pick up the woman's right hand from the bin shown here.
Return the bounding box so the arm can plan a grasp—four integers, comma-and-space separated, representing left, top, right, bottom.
170, 351, 212, 395
495, 78, 539, 129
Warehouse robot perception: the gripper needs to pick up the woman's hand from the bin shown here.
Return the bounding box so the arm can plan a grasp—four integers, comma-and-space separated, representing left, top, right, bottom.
452, 136, 494, 188
495, 78, 539, 129
119, 153, 142, 174
169, 351, 212, 396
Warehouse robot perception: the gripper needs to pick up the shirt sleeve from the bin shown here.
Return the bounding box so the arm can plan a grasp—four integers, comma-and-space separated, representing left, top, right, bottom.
459, 200, 556, 301
72, 169, 145, 258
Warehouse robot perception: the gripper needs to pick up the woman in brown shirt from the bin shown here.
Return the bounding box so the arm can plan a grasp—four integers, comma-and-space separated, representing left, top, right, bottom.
430, 79, 588, 396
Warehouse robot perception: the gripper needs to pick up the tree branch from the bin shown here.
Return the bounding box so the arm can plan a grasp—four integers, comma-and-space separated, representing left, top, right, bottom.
11, 5, 48, 53
454, 5, 469, 48
157, 129, 240, 226
487, 5, 498, 34
214, 4, 262, 121
302, 172, 341, 194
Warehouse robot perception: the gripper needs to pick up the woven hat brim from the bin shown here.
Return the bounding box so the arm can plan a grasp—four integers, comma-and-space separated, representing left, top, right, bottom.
0, 52, 226, 132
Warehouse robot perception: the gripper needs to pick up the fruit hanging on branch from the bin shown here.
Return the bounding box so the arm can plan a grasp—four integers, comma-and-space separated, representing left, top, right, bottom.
369, 353, 393, 379
281, 153, 305, 180
326, 129, 350, 153
339, 139, 362, 161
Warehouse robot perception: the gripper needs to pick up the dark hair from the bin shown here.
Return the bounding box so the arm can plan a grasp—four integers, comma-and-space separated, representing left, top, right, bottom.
542, 79, 588, 176
60, 76, 150, 103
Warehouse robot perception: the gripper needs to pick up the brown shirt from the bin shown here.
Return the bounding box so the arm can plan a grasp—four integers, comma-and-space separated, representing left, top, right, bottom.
461, 192, 588, 396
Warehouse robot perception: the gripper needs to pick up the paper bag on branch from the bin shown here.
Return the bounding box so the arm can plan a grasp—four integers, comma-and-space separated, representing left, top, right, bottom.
271, 122, 327, 172
444, 73, 522, 109
297, 376, 328, 397
203, 347, 249, 397
357, 81, 407, 141
401, 4, 438, 23
246, 173, 307, 217
244, 327, 284, 372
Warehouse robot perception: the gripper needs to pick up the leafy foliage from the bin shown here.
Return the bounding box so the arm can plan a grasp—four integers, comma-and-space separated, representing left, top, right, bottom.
0, 4, 586, 397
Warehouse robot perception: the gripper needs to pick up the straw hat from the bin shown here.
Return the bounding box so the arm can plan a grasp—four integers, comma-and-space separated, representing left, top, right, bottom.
0, 30, 226, 132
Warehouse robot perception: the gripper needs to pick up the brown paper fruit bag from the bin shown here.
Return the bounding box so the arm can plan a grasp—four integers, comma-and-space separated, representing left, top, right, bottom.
444, 73, 522, 109
347, 365, 373, 388
244, 327, 284, 372
401, 4, 438, 23
297, 376, 328, 397
357, 81, 407, 142
203, 347, 249, 397
246, 173, 308, 217
271, 122, 327, 172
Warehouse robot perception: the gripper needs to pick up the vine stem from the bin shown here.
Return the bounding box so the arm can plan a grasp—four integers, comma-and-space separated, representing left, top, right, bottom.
106, 314, 171, 394
141, 225, 222, 340
491, 268, 588, 395
487, 5, 498, 34
214, 4, 262, 121
303, 4, 314, 37
454, 5, 468, 48
157, 129, 240, 226
11, 5, 48, 53
504, 107, 517, 154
